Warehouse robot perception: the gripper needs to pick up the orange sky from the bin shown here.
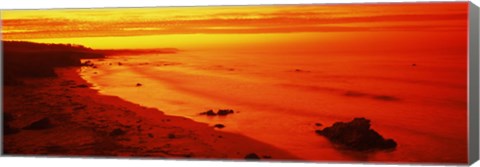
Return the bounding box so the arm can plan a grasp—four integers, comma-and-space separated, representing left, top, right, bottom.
1, 2, 468, 50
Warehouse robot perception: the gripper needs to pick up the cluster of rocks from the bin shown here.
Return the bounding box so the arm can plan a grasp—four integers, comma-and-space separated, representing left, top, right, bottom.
199, 109, 235, 116
200, 109, 236, 130
315, 117, 397, 151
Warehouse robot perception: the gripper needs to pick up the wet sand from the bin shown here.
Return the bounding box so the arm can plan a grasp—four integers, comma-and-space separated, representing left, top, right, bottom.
3, 67, 298, 160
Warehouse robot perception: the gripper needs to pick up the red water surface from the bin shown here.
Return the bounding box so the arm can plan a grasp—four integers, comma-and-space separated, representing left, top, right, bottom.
80, 30, 468, 163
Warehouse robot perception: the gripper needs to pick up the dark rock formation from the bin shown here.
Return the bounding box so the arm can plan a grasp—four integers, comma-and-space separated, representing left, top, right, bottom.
217, 109, 234, 116
315, 117, 397, 151
23, 118, 54, 130
244, 153, 260, 160
136, 83, 142, 87
200, 110, 217, 116
213, 124, 225, 129
200, 109, 235, 116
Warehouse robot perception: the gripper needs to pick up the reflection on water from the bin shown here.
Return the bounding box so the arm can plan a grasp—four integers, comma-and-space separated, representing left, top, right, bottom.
80, 49, 467, 163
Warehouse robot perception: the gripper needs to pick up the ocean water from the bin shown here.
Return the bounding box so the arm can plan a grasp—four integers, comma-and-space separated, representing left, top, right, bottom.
80, 48, 467, 163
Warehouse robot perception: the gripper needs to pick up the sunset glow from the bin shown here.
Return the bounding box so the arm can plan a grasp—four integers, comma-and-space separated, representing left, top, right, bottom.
2, 2, 468, 50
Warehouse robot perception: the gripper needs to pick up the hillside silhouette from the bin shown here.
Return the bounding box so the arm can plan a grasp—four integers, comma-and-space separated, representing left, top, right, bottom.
3, 41, 105, 85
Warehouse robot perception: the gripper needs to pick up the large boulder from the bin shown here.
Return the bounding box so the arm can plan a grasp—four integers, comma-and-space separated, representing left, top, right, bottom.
316, 118, 397, 151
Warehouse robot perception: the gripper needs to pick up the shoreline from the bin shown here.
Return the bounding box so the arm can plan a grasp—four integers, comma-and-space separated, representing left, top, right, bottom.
3, 67, 299, 161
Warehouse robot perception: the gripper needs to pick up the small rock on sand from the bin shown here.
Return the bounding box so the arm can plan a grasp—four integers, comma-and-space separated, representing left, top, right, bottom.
23, 118, 54, 130
244, 153, 260, 160
136, 83, 142, 87
214, 124, 225, 129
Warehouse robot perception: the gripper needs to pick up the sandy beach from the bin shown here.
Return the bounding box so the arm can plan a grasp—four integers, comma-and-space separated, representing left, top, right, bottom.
3, 67, 298, 160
